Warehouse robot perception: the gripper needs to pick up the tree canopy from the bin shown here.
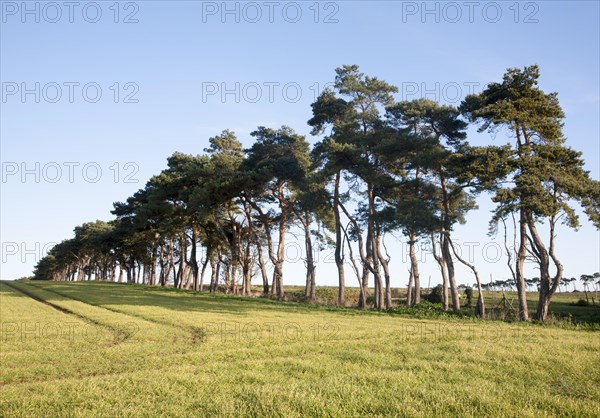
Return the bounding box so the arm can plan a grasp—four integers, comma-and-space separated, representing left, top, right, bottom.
34, 65, 600, 322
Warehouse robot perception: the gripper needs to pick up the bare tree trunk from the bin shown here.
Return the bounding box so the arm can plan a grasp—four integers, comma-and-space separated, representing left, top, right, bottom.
431, 233, 449, 310
273, 185, 287, 301
210, 252, 220, 293
305, 227, 316, 302
242, 240, 252, 296
176, 235, 186, 289
377, 235, 392, 309
361, 267, 370, 309
367, 184, 383, 310
150, 245, 158, 286
442, 234, 460, 311
448, 237, 485, 318
130, 260, 136, 284
515, 210, 530, 321
339, 201, 370, 309
366, 230, 377, 309
253, 203, 279, 298
183, 264, 192, 290
528, 214, 563, 322
231, 260, 239, 295
406, 268, 413, 306
342, 223, 364, 306
158, 245, 168, 287
190, 229, 200, 291
408, 231, 420, 306
224, 258, 231, 294
270, 273, 277, 296
168, 240, 177, 287
333, 172, 345, 306
77, 264, 85, 281
290, 208, 317, 303
255, 237, 269, 296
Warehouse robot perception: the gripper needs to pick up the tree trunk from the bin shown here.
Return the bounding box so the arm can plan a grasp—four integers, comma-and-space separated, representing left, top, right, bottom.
408, 231, 420, 306
210, 253, 219, 293
448, 236, 485, 318
431, 233, 449, 310
256, 238, 269, 296
224, 258, 231, 294
515, 210, 530, 321
305, 224, 316, 302
150, 246, 158, 286
383, 263, 392, 309
406, 268, 413, 306
191, 228, 200, 291
528, 216, 563, 322
242, 240, 252, 296
442, 234, 460, 311
358, 266, 370, 309
339, 200, 369, 309
275, 188, 287, 301
183, 264, 192, 290
377, 238, 392, 309
333, 171, 345, 306
367, 183, 383, 310
77, 265, 85, 281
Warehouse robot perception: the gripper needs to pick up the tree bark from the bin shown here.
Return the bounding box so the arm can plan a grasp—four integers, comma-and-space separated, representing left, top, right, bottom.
339, 200, 370, 309
367, 183, 384, 310
342, 223, 364, 306
190, 228, 200, 291
406, 268, 413, 306
242, 240, 252, 296
448, 236, 485, 318
408, 231, 420, 306
528, 215, 563, 322
377, 235, 392, 309
333, 171, 345, 306
515, 209, 530, 321
255, 236, 269, 296
431, 233, 449, 310
442, 234, 460, 311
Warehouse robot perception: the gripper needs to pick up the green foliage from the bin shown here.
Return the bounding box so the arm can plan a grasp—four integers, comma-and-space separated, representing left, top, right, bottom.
462, 65, 599, 231
464, 287, 473, 306
31, 64, 599, 324
426, 285, 445, 304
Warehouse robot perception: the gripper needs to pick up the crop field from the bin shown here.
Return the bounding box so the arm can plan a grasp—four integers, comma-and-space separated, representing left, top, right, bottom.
1, 281, 599, 417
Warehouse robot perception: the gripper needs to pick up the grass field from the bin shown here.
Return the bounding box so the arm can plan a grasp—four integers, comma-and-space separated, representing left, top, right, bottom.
281, 285, 600, 325
1, 280, 599, 417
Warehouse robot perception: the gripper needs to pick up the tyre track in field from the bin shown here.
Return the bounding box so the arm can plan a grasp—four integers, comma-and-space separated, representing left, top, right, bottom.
1, 282, 132, 347
0, 341, 342, 388
28, 283, 206, 345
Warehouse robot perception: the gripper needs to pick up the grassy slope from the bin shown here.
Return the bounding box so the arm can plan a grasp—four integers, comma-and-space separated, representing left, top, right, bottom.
1, 281, 599, 417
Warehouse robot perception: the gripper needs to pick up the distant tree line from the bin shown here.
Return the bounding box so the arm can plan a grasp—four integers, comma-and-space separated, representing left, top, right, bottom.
480, 274, 600, 294
34, 65, 600, 322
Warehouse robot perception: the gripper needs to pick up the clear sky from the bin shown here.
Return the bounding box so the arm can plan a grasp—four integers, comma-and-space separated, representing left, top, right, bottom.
1, 1, 599, 287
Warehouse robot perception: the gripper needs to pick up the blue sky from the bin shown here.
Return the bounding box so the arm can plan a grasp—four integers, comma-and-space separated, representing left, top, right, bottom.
1, 1, 599, 286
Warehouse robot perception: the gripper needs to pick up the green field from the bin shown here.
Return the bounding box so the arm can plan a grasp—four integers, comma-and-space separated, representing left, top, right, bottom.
1, 281, 599, 417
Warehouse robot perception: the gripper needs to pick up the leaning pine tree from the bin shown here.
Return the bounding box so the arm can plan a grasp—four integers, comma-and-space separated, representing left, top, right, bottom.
461, 65, 600, 321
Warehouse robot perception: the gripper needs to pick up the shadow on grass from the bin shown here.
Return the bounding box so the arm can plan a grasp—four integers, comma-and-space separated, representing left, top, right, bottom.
26, 281, 347, 317
21, 281, 600, 328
